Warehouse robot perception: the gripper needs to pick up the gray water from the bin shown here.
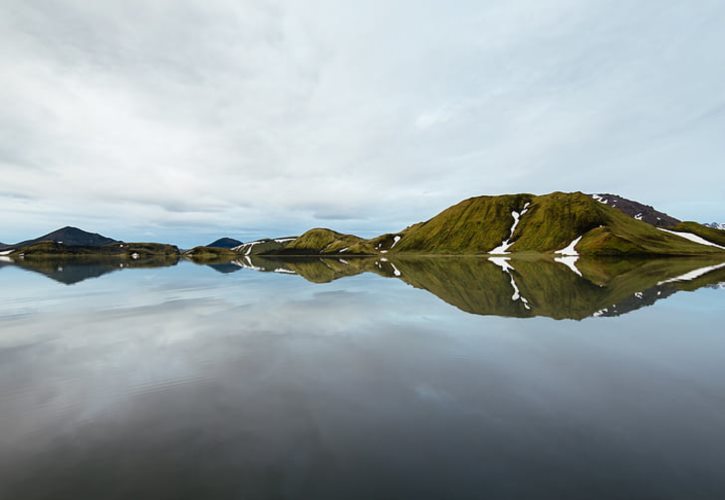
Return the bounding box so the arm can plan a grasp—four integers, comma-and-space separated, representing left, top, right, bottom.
1, 257, 724, 499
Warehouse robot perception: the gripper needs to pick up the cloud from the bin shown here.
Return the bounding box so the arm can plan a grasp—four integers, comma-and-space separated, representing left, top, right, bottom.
0, 0, 724, 246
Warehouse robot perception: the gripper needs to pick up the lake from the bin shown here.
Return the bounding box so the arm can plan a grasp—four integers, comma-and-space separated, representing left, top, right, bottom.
1, 255, 724, 499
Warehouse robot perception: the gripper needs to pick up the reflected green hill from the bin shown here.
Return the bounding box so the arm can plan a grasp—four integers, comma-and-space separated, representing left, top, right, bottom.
246, 255, 725, 320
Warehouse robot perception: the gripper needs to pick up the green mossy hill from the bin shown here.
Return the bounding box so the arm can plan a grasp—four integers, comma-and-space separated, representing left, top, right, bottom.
279, 228, 376, 255
390, 194, 533, 254
10, 241, 180, 259
233, 238, 297, 255
185, 246, 236, 262
233, 193, 724, 257
389, 192, 725, 256
671, 222, 725, 247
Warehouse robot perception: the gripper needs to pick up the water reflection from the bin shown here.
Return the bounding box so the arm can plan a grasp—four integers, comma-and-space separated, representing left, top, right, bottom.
2, 254, 724, 319
1, 255, 724, 499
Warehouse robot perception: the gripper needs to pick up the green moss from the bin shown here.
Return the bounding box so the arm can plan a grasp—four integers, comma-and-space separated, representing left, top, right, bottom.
281, 228, 376, 255
185, 246, 236, 262
391, 194, 533, 254
12, 241, 180, 259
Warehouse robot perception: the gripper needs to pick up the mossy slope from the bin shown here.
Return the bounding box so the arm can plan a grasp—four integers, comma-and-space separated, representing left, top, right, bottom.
280, 228, 376, 255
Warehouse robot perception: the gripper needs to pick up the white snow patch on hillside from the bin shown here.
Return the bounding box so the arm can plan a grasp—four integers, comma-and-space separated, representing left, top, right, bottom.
488, 256, 514, 273
635, 213, 643, 220
555, 256, 582, 277
555, 236, 582, 256
233, 257, 263, 271
390, 262, 402, 277
274, 268, 296, 274
658, 228, 725, 249
0, 250, 13, 256
489, 203, 530, 254
488, 256, 530, 309
658, 262, 725, 285
592, 308, 608, 317
592, 194, 607, 204
390, 235, 402, 249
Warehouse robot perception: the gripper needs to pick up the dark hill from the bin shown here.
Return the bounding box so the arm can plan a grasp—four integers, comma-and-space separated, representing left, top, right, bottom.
589, 194, 680, 228
207, 237, 243, 249
16, 226, 118, 248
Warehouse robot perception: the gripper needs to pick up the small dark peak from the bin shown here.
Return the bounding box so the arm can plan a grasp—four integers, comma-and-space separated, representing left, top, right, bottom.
589, 193, 680, 228
207, 237, 243, 249
19, 227, 119, 247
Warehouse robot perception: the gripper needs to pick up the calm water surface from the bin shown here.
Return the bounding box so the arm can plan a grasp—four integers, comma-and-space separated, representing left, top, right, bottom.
0, 257, 724, 499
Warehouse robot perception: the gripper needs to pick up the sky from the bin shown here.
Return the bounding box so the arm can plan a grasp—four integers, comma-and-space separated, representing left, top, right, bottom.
1, 0, 724, 247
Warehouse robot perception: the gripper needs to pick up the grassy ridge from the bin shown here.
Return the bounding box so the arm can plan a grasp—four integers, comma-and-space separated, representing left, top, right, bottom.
390, 192, 725, 256
281, 228, 376, 255
238, 192, 725, 257
10, 241, 180, 259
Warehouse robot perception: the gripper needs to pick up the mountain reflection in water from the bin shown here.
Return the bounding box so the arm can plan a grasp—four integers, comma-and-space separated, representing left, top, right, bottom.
2, 254, 723, 320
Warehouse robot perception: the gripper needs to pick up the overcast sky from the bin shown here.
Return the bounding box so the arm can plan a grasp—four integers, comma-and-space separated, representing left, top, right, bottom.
1, 0, 724, 246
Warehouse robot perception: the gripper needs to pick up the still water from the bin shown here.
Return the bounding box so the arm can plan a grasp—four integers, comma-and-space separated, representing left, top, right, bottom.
0, 256, 724, 499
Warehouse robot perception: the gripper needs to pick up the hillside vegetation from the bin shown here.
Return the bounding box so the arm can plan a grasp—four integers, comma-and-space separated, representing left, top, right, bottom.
271, 192, 725, 257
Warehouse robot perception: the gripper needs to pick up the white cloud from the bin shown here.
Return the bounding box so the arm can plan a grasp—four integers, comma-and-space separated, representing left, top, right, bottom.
0, 0, 724, 246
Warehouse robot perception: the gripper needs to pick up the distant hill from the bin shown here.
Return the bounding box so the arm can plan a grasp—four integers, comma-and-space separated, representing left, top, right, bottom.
588, 194, 680, 227
233, 237, 298, 255
280, 229, 373, 255
207, 237, 243, 249
704, 222, 725, 230
14, 226, 118, 248
264, 192, 725, 257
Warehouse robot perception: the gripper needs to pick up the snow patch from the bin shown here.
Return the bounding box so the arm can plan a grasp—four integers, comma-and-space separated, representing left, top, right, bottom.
274, 268, 296, 274
555, 236, 582, 256
592, 308, 608, 317
0, 250, 13, 256
555, 256, 582, 277
488, 256, 514, 273
658, 262, 725, 285
658, 228, 725, 250
390, 262, 402, 277
592, 194, 607, 204
489, 203, 530, 254
488, 256, 530, 309
634, 213, 643, 221
390, 235, 402, 249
